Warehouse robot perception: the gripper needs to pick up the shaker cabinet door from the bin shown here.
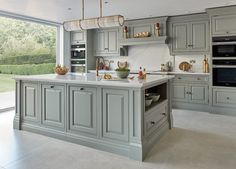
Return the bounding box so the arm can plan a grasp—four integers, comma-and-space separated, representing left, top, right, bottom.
68, 86, 97, 135
107, 29, 119, 54
212, 14, 236, 36
189, 84, 208, 104
41, 84, 65, 130
172, 23, 189, 52
173, 83, 189, 102
71, 31, 86, 44
94, 30, 106, 55
190, 21, 209, 52
22, 83, 39, 123
102, 89, 129, 142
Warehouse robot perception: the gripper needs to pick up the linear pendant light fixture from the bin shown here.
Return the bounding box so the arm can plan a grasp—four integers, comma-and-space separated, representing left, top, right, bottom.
63, 0, 124, 31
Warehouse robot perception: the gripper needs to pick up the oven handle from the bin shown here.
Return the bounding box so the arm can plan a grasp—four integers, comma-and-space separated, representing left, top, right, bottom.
71, 48, 86, 51
213, 65, 236, 68
212, 42, 236, 45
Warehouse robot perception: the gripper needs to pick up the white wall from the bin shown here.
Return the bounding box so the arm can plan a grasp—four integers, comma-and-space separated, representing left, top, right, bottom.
106, 44, 172, 71
105, 44, 209, 73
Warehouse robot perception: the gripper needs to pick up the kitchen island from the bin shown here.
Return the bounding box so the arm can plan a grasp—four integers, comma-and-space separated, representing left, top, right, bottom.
13, 73, 174, 161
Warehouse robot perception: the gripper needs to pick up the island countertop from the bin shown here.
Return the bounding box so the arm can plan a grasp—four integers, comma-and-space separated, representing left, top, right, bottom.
13, 73, 174, 88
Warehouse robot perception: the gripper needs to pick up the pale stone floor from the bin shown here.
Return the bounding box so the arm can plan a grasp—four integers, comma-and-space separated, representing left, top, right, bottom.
0, 109, 236, 169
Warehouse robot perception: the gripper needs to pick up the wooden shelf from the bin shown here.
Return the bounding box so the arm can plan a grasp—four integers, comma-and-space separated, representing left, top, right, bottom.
120, 36, 167, 46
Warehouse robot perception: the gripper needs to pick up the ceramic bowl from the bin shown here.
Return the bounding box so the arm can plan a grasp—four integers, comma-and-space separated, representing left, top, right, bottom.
115, 70, 130, 79
145, 98, 153, 107
148, 93, 160, 102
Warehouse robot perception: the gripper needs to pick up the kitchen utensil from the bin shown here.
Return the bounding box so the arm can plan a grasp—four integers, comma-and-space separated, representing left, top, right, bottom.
145, 98, 153, 107
147, 93, 160, 102
179, 61, 192, 72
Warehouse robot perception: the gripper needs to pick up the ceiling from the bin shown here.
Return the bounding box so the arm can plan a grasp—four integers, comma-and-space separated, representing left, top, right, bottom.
0, 0, 236, 23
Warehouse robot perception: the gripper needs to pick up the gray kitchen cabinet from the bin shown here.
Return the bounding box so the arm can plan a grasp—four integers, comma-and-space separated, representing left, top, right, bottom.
22, 82, 39, 123
169, 14, 209, 55
172, 23, 189, 52
102, 88, 129, 142
173, 83, 208, 103
173, 83, 189, 102
68, 85, 97, 135
41, 84, 65, 130
172, 75, 209, 111
144, 101, 168, 137
71, 31, 86, 44
213, 88, 236, 108
212, 14, 236, 36
94, 28, 119, 56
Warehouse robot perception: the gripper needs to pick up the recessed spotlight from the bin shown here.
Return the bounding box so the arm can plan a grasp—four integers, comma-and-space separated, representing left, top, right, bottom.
68, 8, 72, 11
104, 1, 108, 4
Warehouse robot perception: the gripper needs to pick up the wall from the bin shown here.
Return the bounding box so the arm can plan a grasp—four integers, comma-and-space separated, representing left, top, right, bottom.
105, 44, 209, 73
106, 44, 172, 71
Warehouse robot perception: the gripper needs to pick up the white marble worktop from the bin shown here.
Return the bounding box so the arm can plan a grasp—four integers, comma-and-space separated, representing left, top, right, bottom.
88, 70, 210, 76
13, 73, 174, 88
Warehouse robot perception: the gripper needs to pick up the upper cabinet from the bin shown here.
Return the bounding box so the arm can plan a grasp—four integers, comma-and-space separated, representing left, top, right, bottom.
120, 17, 168, 46
71, 31, 87, 44
207, 6, 236, 37
168, 14, 210, 55
94, 28, 120, 57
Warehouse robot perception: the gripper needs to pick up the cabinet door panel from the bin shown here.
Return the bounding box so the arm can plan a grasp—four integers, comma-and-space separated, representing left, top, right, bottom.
107, 30, 118, 54
212, 14, 236, 36
94, 30, 106, 55
173, 83, 188, 102
22, 83, 39, 123
189, 84, 208, 104
213, 89, 236, 108
71, 31, 86, 44
42, 85, 65, 129
69, 86, 97, 135
172, 23, 189, 52
102, 89, 128, 142
191, 21, 209, 51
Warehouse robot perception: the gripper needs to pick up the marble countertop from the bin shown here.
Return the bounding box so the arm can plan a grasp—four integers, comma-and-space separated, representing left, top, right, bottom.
88, 70, 210, 76
13, 73, 174, 88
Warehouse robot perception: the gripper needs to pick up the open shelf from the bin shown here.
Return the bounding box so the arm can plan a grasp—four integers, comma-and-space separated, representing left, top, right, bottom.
145, 99, 167, 112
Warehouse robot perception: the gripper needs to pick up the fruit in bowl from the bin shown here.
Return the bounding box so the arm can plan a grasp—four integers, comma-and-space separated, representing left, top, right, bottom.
54, 65, 69, 75
115, 68, 130, 79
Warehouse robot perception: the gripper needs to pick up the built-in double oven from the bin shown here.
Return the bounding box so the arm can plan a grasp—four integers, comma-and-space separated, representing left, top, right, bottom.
212, 36, 236, 87
71, 44, 86, 73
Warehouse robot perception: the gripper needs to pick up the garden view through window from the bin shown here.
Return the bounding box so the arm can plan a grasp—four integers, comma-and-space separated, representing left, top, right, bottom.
0, 16, 57, 93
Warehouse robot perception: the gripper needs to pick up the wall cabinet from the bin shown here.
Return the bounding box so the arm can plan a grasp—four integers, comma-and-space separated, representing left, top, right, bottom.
41, 84, 65, 130
94, 28, 119, 56
71, 31, 86, 45
68, 86, 97, 135
171, 20, 209, 54
22, 83, 39, 123
169, 14, 210, 55
212, 14, 236, 36
102, 88, 129, 142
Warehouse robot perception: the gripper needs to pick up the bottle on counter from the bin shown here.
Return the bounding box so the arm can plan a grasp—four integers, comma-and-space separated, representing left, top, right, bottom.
138, 67, 143, 77
155, 23, 161, 37
203, 56, 209, 73
123, 26, 129, 39
143, 68, 147, 79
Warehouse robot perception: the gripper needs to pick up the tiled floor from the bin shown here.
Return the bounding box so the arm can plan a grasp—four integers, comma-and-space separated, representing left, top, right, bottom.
1, 109, 236, 169
0, 91, 15, 112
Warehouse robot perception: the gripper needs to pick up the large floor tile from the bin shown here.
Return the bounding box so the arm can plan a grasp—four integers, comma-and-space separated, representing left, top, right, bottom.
1, 109, 236, 169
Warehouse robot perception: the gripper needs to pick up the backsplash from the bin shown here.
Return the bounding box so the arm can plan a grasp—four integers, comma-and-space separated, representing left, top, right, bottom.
173, 55, 210, 73
105, 44, 172, 71
103, 44, 209, 73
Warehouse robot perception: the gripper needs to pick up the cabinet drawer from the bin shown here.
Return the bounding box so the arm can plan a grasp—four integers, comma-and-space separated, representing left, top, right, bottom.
144, 102, 167, 136
174, 75, 209, 83
213, 89, 236, 108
